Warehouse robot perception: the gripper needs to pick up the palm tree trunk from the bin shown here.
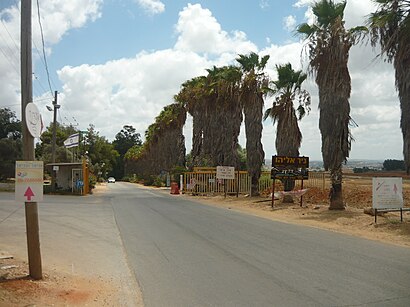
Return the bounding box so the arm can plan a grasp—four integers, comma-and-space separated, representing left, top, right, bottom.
397, 61, 410, 174
329, 164, 344, 210
244, 94, 264, 197
282, 179, 295, 203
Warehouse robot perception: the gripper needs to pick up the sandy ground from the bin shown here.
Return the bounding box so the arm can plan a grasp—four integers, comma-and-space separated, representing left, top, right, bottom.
0, 186, 143, 307
1, 177, 409, 306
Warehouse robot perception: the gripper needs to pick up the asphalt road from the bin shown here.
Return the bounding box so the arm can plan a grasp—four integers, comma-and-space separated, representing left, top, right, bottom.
1, 183, 409, 306
0, 189, 141, 305
106, 182, 410, 307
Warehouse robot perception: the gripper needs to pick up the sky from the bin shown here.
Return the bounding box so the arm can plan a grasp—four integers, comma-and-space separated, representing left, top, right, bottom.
0, 0, 403, 161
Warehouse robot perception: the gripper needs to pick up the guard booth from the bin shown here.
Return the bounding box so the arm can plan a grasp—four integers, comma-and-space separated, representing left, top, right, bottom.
46, 159, 89, 195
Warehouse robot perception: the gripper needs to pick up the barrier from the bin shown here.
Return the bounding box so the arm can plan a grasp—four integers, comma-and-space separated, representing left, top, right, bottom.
170, 182, 180, 194
182, 170, 328, 195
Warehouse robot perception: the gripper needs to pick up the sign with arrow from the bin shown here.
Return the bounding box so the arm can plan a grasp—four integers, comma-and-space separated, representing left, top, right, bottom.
15, 161, 44, 202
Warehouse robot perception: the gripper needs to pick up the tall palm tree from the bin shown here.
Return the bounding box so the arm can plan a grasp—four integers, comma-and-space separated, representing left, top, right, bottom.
237, 52, 270, 196
264, 63, 311, 202
368, 0, 410, 173
297, 0, 367, 210
175, 76, 208, 166
127, 103, 187, 179
205, 65, 243, 167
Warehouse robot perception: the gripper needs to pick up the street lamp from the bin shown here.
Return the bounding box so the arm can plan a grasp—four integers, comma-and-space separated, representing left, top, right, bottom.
47, 91, 59, 191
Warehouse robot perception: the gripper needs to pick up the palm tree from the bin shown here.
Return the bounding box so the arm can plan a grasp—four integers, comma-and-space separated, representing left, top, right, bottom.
368, 0, 410, 173
297, 0, 367, 209
237, 52, 270, 196
264, 63, 311, 202
126, 103, 187, 179
175, 76, 208, 166
205, 65, 243, 167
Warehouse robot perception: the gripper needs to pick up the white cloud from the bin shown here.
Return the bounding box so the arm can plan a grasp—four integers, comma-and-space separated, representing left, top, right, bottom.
33, 0, 103, 45
0, 0, 103, 117
283, 15, 297, 32
57, 49, 210, 139
0, 0, 404, 161
260, 1, 270, 9
174, 3, 257, 56
293, 0, 311, 8
135, 0, 165, 15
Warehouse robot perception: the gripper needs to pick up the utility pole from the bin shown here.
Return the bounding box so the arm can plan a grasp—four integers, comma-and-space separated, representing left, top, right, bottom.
51, 90, 59, 192
21, 0, 42, 280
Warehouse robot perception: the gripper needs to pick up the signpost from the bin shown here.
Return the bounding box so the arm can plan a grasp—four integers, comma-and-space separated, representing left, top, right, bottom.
216, 166, 235, 180
271, 156, 309, 208
15, 161, 44, 202
372, 177, 403, 209
216, 166, 235, 198
372, 177, 407, 223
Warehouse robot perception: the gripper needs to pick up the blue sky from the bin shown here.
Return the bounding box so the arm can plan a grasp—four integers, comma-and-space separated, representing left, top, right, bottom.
0, 0, 403, 161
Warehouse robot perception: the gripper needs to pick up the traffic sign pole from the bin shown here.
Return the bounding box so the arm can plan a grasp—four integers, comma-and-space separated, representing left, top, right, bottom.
21, 0, 42, 280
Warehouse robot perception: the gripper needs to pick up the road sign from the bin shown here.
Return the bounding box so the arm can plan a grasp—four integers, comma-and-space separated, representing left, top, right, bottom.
25, 103, 42, 138
271, 155, 309, 180
216, 166, 235, 180
15, 161, 44, 202
372, 177, 403, 209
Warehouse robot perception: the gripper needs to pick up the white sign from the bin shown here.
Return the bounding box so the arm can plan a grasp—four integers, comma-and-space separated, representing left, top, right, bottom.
216, 166, 235, 180
15, 161, 44, 202
25, 103, 42, 138
372, 177, 403, 209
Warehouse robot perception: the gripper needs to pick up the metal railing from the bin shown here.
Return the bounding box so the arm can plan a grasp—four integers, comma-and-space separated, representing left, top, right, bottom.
182, 170, 328, 195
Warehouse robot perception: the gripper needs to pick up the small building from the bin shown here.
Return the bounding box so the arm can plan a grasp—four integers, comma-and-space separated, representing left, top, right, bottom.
46, 160, 89, 195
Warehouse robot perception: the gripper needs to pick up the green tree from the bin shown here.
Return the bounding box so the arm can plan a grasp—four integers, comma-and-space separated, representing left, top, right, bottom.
368, 0, 410, 173
175, 76, 208, 167
176, 66, 243, 169
35, 123, 77, 163
0, 138, 22, 180
264, 63, 311, 202
84, 124, 119, 180
126, 103, 186, 181
112, 125, 142, 179
383, 159, 405, 171
204, 65, 243, 167
237, 52, 270, 196
0, 108, 22, 180
297, 0, 367, 209
0, 108, 21, 140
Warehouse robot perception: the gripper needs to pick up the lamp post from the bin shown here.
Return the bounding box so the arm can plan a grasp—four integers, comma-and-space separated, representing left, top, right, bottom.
48, 91, 59, 192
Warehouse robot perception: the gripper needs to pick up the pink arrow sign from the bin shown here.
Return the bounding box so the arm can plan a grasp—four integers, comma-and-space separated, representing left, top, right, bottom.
24, 187, 35, 201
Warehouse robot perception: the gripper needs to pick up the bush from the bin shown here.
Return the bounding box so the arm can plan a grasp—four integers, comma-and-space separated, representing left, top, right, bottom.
171, 166, 187, 184
153, 176, 164, 187
89, 173, 97, 189
383, 159, 405, 171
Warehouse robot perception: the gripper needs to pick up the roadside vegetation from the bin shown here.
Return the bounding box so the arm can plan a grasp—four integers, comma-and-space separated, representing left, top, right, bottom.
1, 0, 409, 210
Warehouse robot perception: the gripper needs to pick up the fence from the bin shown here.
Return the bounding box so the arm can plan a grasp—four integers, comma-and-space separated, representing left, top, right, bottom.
182, 170, 328, 196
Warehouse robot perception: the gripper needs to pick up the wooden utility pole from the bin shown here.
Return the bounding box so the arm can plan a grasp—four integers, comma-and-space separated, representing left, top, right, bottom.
21, 0, 42, 280
51, 90, 59, 192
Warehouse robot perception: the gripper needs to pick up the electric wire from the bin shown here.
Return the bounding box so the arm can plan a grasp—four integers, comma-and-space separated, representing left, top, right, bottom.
0, 205, 23, 225
0, 19, 19, 51
0, 3, 54, 100
35, 0, 53, 97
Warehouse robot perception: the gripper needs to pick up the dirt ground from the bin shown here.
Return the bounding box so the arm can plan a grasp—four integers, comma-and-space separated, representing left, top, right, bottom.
182, 175, 410, 248
0, 256, 118, 307
1, 176, 409, 306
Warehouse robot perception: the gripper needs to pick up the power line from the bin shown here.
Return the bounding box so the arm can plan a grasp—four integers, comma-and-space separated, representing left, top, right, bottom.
0, 3, 55, 100
1, 19, 20, 52
35, 0, 53, 97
